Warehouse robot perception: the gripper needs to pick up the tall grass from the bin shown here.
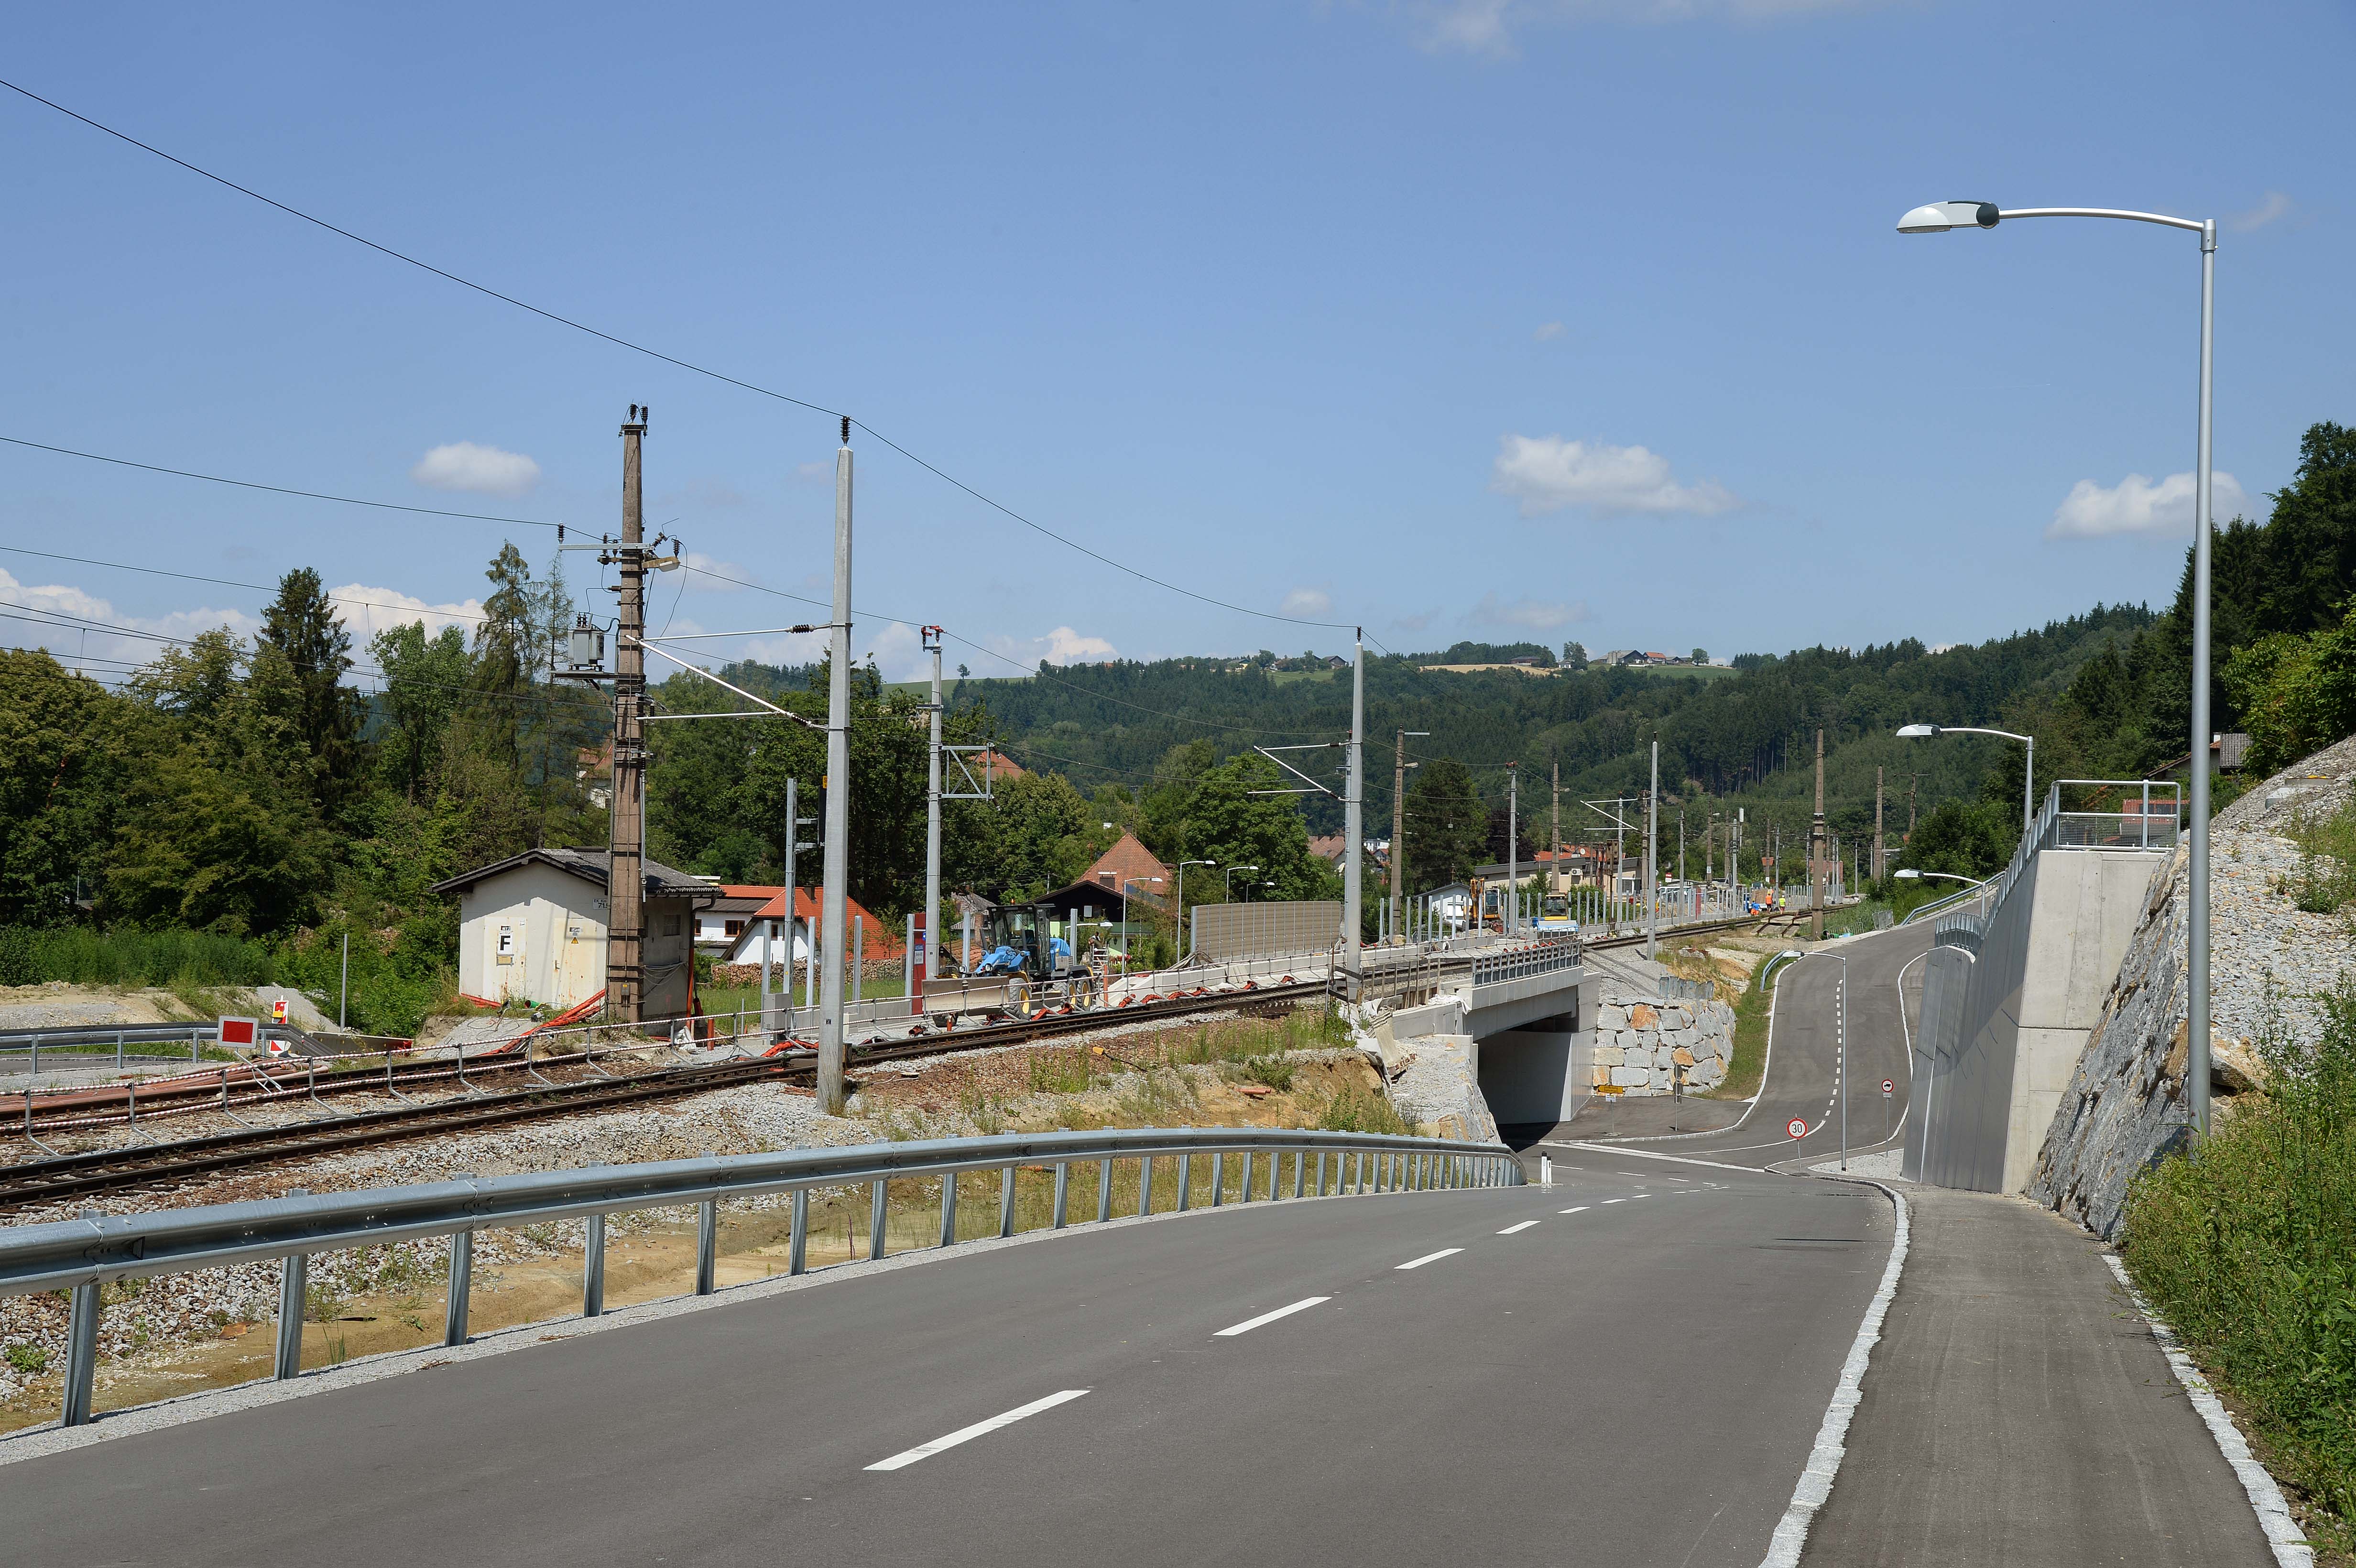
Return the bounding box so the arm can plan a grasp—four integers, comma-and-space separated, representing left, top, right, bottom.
0, 925, 277, 989
2122, 980, 2356, 1548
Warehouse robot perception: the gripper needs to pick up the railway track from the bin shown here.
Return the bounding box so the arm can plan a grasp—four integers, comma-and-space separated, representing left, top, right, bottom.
0, 980, 1332, 1210
0, 921, 1766, 1212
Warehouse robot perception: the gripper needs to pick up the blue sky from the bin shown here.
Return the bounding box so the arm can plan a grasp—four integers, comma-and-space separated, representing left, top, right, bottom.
1, 1, 2346, 685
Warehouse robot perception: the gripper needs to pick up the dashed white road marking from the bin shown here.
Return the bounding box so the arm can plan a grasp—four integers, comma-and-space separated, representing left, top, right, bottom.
1396, 1249, 1462, 1270
1214, 1296, 1331, 1337
1558, 1206, 1590, 1215
1602, 1198, 1628, 1204
1497, 1220, 1542, 1235
865, 1390, 1090, 1471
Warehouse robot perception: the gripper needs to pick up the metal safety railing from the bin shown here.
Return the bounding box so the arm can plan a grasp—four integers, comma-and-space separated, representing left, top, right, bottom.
3, 1126, 1523, 1429
1470, 935, 1583, 988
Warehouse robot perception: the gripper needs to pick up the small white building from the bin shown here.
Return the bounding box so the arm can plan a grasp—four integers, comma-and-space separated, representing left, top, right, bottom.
432, 848, 713, 1020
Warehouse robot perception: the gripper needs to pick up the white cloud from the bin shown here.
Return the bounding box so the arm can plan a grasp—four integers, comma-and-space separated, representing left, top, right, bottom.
1490, 434, 1738, 518
680, 551, 753, 587
2045, 470, 2253, 541
1470, 591, 1587, 631
1532, 320, 1565, 342
1281, 586, 1333, 617
1390, 610, 1438, 633
411, 441, 542, 498
2228, 191, 2292, 233
326, 584, 486, 648
0, 568, 262, 681
985, 626, 1118, 669
794, 461, 831, 482
1412, 0, 1887, 54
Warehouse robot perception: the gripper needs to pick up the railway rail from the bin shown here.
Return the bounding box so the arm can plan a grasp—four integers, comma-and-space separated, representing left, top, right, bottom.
0, 915, 1764, 1212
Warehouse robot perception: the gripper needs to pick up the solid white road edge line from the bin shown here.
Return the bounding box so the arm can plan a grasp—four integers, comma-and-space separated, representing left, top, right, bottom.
1753, 1179, 1909, 1568
1396, 1249, 1462, 1270
2101, 1255, 2313, 1566
1214, 1296, 1331, 1336
865, 1389, 1091, 1472
1497, 1220, 1541, 1234
1549, 1142, 1775, 1176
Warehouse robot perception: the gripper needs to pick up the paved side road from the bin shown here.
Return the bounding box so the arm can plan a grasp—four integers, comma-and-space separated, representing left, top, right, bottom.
0, 1163, 1887, 1568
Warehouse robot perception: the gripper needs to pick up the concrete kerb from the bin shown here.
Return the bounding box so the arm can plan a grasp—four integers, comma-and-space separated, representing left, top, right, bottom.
2101, 1254, 2314, 1567
0, 1164, 1502, 1466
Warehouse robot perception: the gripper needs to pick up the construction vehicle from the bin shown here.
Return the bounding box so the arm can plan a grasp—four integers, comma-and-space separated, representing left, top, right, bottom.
1535, 893, 1578, 933
968, 903, 1100, 1017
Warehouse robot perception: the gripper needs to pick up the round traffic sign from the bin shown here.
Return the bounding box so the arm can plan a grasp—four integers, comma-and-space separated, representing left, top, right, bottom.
1785, 1117, 1808, 1140
1882, 1078, 1895, 1095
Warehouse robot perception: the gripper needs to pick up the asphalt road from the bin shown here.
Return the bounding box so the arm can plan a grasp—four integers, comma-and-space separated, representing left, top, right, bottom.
2, 1164, 1890, 1567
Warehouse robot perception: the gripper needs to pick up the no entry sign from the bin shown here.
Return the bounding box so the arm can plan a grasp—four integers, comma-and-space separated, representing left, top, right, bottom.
1785, 1117, 1808, 1140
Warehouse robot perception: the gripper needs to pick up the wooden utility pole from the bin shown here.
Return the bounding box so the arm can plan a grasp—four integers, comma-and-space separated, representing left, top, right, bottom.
1874, 766, 1887, 882
607, 406, 649, 1024
1909, 773, 1919, 839
1809, 727, 1827, 941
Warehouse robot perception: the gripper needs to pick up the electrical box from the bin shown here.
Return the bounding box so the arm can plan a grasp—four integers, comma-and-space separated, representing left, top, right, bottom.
568, 614, 606, 669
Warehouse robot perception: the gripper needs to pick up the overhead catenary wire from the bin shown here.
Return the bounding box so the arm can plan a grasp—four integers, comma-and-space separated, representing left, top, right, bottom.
1, 77, 1361, 634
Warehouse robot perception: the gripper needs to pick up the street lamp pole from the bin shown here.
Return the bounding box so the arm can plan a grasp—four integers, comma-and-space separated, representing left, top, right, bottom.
1174, 859, 1214, 962
1898, 197, 2214, 1136
1895, 724, 2035, 837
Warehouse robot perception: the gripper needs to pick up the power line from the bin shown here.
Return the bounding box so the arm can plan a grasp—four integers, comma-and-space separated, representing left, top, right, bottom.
0, 436, 570, 533
0, 78, 1361, 634
0, 543, 500, 625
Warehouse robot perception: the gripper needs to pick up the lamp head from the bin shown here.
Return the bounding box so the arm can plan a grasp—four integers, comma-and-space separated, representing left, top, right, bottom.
1894, 868, 1922, 880
1896, 723, 1941, 739
1898, 200, 2000, 233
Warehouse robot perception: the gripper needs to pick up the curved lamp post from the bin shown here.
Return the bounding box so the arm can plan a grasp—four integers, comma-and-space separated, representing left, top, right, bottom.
1898, 197, 2214, 1135
1893, 868, 1993, 887
1895, 724, 2033, 837
1224, 865, 1260, 899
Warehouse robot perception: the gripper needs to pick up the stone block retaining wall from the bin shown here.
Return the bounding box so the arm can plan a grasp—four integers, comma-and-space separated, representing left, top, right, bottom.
1590, 989, 1734, 1095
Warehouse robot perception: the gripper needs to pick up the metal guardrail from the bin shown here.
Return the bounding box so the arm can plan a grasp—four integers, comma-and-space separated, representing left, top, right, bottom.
1470, 935, 1583, 988
6, 1125, 1522, 1428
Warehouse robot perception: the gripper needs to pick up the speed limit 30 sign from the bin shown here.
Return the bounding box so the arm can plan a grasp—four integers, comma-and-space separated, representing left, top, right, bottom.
1785, 1117, 1809, 1140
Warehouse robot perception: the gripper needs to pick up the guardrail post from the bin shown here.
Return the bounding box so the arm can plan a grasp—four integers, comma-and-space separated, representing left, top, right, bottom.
1137, 1155, 1154, 1217
61, 1279, 99, 1426
1210, 1153, 1224, 1208
1051, 1163, 1070, 1228
584, 1214, 607, 1314
868, 1180, 888, 1260
1096, 1158, 1113, 1223
1315, 1151, 1327, 1197
940, 1171, 959, 1248
1177, 1153, 1192, 1211
28, 1034, 37, 1076
1266, 1151, 1278, 1202
445, 1231, 473, 1346
1237, 1151, 1253, 1204
1292, 1150, 1304, 1198
275, 1252, 308, 1379
999, 1166, 1016, 1237
1353, 1152, 1366, 1194
695, 1199, 718, 1295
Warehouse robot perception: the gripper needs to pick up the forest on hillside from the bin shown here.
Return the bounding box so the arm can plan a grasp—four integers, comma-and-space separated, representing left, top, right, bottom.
7, 422, 2354, 1027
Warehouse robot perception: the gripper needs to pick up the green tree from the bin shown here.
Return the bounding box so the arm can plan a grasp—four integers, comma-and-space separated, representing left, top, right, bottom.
371, 621, 471, 802
0, 651, 125, 925
257, 567, 363, 815
1403, 756, 1487, 891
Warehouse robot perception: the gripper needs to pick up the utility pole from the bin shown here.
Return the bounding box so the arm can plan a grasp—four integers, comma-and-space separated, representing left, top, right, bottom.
1908, 773, 1919, 840
1809, 728, 1827, 941
1550, 759, 1561, 904
817, 417, 855, 1114
1341, 631, 1364, 998
607, 406, 648, 1024
1645, 740, 1659, 958
1678, 806, 1686, 884
1875, 766, 1887, 882
1391, 730, 1413, 941
1506, 762, 1519, 935
924, 626, 945, 984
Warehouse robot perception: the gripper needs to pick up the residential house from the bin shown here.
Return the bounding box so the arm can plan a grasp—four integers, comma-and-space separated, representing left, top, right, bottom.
1079, 832, 1171, 909
716, 887, 899, 969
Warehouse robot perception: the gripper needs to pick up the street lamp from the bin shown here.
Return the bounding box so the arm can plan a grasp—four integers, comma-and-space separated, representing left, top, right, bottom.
1898, 195, 2215, 1135
1224, 864, 1260, 899
1896, 723, 2035, 837
1173, 859, 1214, 961
1893, 868, 1992, 887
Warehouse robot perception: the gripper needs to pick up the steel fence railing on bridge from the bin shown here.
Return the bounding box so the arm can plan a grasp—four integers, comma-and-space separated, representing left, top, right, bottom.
0, 1126, 1524, 1430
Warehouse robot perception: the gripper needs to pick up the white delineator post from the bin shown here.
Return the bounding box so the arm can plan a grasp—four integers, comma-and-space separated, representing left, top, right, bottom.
818, 419, 855, 1114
